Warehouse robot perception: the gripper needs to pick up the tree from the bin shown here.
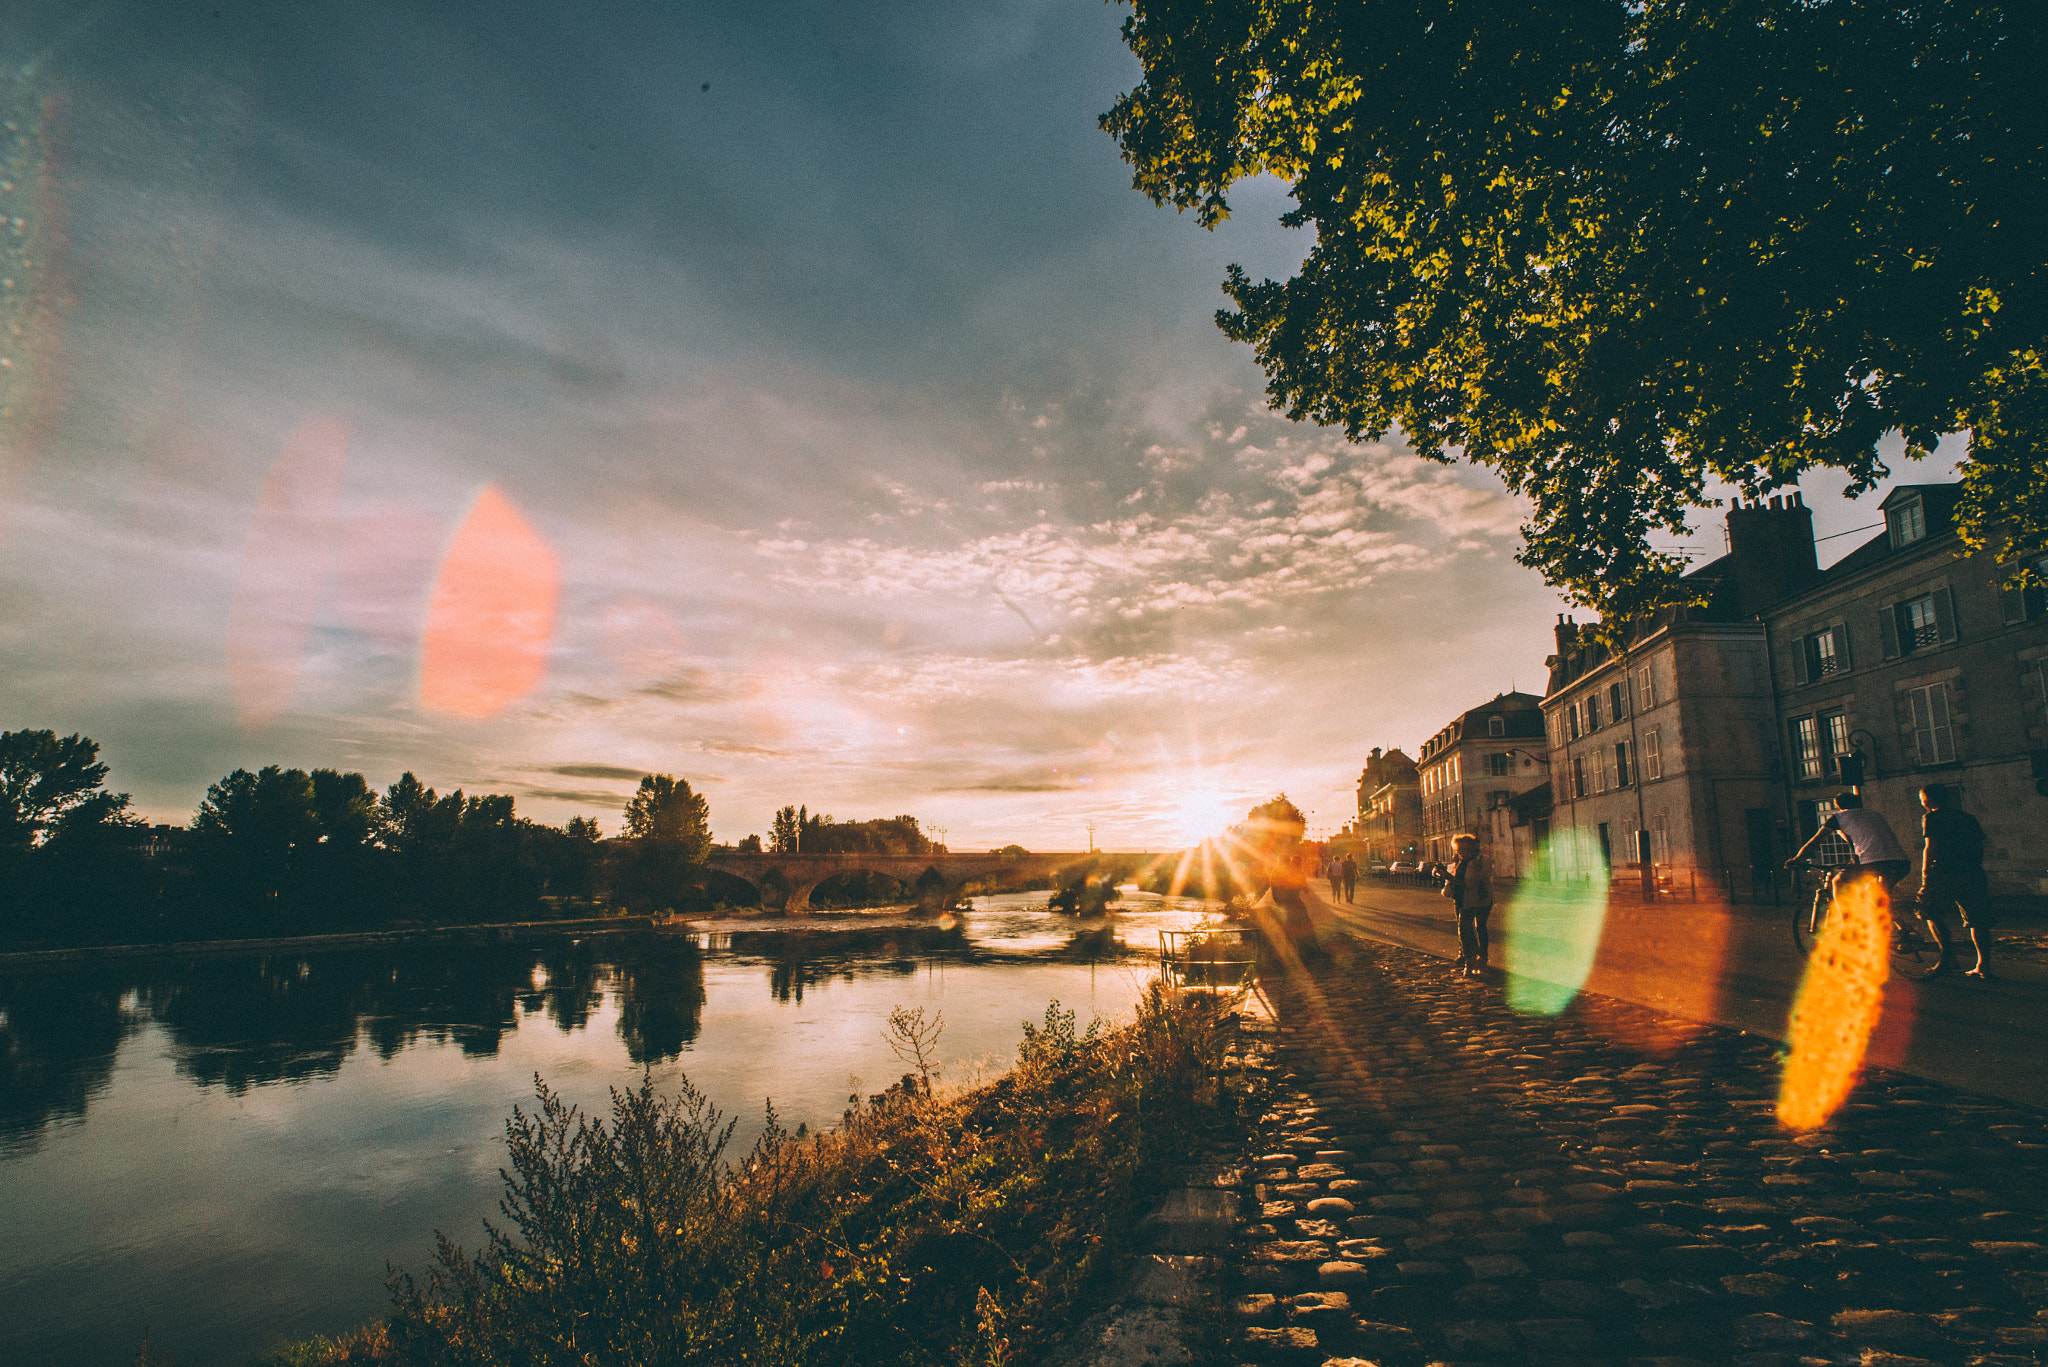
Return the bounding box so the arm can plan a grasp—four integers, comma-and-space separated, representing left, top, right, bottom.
622, 774, 712, 863
770, 805, 800, 855
190, 766, 322, 916
1105, 0, 2048, 626
0, 730, 137, 850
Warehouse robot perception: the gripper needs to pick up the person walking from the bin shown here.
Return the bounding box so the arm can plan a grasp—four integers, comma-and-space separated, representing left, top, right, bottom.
1919, 783, 1992, 977
1328, 856, 1344, 901
1341, 853, 1358, 903
1447, 832, 1493, 978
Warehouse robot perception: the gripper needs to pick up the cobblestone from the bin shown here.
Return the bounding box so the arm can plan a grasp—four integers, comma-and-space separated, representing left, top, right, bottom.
1216, 935, 2048, 1366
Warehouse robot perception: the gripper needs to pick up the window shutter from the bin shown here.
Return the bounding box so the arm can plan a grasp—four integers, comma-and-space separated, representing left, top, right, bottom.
1832, 624, 1851, 671
1880, 603, 1900, 659
1929, 682, 1954, 762
2004, 586, 2029, 626
1792, 634, 1809, 685
1934, 586, 1957, 643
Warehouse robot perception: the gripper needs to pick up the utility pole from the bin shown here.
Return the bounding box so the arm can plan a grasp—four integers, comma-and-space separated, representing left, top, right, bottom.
1086, 821, 1096, 853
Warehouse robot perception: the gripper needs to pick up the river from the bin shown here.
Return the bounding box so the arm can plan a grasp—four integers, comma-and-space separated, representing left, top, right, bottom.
0, 891, 1225, 1366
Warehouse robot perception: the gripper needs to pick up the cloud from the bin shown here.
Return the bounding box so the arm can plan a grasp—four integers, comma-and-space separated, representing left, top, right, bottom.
538, 763, 645, 780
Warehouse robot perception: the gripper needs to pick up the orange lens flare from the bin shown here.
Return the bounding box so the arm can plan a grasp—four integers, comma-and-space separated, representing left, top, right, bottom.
227, 415, 349, 729
419, 484, 560, 718
1778, 874, 1892, 1132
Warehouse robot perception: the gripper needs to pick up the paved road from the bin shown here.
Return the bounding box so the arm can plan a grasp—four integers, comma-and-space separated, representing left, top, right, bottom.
1216, 930, 2048, 1367
1308, 880, 2048, 1114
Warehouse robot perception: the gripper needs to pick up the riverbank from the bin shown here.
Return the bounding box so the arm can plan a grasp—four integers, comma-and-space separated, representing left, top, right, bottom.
259, 986, 1247, 1367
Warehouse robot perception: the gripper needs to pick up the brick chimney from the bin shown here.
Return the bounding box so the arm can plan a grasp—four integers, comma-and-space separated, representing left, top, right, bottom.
1725, 493, 1819, 615
1554, 614, 1577, 656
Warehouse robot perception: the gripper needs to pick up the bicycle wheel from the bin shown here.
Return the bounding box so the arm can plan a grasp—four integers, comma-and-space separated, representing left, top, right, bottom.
1889, 905, 1948, 980
1792, 885, 1831, 956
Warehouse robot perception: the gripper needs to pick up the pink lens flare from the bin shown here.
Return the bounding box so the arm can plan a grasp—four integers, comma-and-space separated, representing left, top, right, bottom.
419, 484, 560, 718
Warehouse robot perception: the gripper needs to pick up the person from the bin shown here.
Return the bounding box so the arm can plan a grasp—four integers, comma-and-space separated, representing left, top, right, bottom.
1786, 791, 1911, 895
1919, 783, 1992, 977
1447, 833, 1493, 978
1328, 856, 1344, 901
1341, 854, 1358, 903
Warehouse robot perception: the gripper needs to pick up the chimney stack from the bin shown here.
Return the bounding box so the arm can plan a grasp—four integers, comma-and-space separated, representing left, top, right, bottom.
1554, 613, 1577, 656
1725, 496, 1819, 615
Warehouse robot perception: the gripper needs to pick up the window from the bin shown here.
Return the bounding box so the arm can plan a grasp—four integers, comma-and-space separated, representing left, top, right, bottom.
1567, 703, 1582, 740
1792, 715, 1823, 780
1902, 594, 1940, 649
1609, 681, 1627, 720
1652, 812, 1669, 866
1593, 747, 1609, 794
1907, 681, 1956, 765
1486, 752, 1511, 777
1585, 693, 1602, 731
1887, 496, 1926, 548
1643, 727, 1662, 780
1636, 665, 1655, 710
1450, 755, 1460, 783
1487, 714, 1505, 737
1794, 625, 1851, 683
1998, 557, 2048, 625
1823, 712, 1850, 777
1880, 587, 1956, 659
1572, 755, 1587, 799
1614, 741, 1631, 788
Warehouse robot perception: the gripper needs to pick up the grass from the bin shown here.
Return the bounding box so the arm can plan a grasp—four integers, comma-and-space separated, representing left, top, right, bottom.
264, 984, 1240, 1367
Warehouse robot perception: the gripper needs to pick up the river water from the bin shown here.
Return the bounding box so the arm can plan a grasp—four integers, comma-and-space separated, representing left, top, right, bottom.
0, 891, 1224, 1366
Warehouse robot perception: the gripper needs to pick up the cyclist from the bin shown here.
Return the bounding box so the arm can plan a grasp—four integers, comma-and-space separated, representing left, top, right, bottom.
1919, 784, 1991, 978
1785, 791, 1911, 896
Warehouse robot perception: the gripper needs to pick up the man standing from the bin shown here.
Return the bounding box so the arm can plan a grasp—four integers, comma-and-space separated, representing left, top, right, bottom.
1920, 784, 1992, 978
1448, 832, 1493, 979
1341, 853, 1358, 903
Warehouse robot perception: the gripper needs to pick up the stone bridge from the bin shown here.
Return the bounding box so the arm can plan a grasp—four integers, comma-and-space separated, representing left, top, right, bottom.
700, 851, 1117, 915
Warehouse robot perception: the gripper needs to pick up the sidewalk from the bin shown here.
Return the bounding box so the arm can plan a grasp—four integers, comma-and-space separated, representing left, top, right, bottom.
1219, 932, 2048, 1367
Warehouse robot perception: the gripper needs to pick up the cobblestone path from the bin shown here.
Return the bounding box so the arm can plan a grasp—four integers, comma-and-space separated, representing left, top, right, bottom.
1223, 935, 2048, 1367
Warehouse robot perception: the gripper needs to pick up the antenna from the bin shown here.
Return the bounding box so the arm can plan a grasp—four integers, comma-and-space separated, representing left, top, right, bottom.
1086, 821, 1096, 853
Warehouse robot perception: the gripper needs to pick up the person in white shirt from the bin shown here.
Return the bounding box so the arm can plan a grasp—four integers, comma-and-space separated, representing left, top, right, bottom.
1786, 791, 1912, 894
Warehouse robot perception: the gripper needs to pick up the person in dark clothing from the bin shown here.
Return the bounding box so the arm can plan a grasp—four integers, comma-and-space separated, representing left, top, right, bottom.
1919, 783, 1992, 977
1341, 854, 1357, 903
1448, 833, 1492, 978
1328, 857, 1344, 901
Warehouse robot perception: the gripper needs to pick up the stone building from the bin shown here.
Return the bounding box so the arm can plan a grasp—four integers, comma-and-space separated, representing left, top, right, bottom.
1415, 693, 1547, 866
1542, 497, 1814, 886
1763, 482, 2048, 899
1353, 747, 1422, 866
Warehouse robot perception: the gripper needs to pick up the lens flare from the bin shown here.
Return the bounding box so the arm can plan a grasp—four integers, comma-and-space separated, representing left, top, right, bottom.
419, 484, 559, 718
1505, 829, 1609, 1016
1778, 874, 1891, 1131
227, 415, 349, 729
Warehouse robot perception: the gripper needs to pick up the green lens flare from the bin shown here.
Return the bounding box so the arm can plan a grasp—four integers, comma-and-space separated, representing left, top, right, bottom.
1505, 830, 1609, 1016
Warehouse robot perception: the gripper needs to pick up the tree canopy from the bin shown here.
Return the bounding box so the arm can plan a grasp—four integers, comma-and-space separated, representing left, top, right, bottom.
623, 774, 713, 862
0, 729, 137, 850
1104, 0, 2047, 623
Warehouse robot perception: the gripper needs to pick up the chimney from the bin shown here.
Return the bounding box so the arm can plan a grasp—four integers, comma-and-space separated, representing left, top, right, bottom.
1725, 495, 1819, 615
1553, 614, 1577, 656
1370, 746, 1383, 761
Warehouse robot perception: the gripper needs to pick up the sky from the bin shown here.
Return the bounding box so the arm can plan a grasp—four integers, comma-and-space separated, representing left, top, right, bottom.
0, 0, 1965, 851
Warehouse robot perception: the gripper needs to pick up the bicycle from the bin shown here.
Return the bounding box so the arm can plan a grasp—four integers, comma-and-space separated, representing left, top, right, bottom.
1787, 861, 1947, 980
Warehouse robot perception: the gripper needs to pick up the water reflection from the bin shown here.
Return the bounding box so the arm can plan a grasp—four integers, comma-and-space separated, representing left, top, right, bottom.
0, 896, 1191, 1150
0, 971, 140, 1154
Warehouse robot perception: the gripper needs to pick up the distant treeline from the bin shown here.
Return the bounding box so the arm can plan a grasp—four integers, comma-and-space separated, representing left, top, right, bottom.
767, 805, 936, 856
0, 730, 763, 948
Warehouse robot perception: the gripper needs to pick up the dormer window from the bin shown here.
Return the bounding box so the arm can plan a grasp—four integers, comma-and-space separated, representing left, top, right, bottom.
1487, 715, 1505, 737
1887, 496, 1927, 549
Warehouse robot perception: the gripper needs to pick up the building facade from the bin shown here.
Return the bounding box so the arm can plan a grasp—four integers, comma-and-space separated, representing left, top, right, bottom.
1416, 693, 1547, 865
1354, 747, 1422, 866
1763, 483, 2048, 899
1542, 497, 1816, 886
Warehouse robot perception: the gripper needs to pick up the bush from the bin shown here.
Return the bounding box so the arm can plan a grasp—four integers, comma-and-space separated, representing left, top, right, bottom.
277, 986, 1234, 1367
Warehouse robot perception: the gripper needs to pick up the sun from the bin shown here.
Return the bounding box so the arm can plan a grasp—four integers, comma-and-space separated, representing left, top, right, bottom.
1171, 790, 1242, 850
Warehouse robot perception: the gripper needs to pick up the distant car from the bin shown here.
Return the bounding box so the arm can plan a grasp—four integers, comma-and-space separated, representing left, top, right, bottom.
1367, 860, 1390, 875
1388, 860, 1418, 875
